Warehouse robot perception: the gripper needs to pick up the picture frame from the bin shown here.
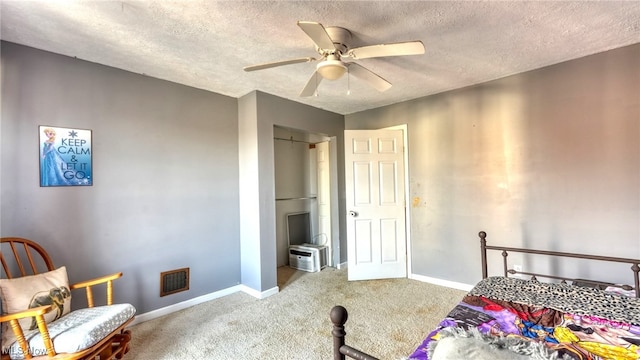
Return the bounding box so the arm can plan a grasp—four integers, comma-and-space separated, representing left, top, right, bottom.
39, 125, 93, 187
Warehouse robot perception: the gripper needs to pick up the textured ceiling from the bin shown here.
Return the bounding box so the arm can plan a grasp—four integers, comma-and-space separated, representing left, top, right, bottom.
2, 1, 640, 115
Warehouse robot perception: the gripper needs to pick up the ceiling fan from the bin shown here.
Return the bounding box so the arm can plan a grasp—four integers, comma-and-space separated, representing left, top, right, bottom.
243, 21, 425, 97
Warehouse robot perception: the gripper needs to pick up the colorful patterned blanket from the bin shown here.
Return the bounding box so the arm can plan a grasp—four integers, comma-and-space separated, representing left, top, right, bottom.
409, 277, 640, 360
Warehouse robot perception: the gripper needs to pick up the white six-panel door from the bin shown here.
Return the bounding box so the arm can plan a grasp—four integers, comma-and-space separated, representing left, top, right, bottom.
344, 130, 406, 280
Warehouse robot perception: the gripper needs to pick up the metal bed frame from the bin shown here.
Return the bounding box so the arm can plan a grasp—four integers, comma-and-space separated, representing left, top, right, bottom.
479, 231, 640, 298
331, 230, 640, 360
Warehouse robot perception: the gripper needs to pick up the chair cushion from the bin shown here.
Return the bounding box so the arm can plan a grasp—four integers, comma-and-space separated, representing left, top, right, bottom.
5, 303, 136, 359
0, 266, 71, 348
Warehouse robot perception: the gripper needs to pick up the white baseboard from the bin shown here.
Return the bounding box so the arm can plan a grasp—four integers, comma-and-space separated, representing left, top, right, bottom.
240, 284, 279, 299
409, 273, 474, 292
129, 284, 280, 326
336, 262, 348, 270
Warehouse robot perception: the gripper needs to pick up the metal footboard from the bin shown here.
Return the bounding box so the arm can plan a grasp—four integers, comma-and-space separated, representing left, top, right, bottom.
330, 306, 380, 360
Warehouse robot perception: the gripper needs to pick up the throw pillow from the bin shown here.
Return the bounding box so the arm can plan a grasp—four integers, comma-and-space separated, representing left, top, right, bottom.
0, 266, 72, 350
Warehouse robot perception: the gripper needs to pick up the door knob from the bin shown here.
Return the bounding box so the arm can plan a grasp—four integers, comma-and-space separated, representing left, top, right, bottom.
349, 211, 358, 217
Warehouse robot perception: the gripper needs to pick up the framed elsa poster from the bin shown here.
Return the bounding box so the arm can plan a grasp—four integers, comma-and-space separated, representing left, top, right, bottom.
39, 126, 92, 186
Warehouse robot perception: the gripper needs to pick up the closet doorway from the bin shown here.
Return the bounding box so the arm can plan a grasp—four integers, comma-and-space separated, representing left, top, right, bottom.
273, 126, 334, 270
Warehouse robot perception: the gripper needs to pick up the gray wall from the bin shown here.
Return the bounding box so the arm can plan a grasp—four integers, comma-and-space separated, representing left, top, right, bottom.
346, 43, 640, 286
4, 38, 637, 315
1, 42, 241, 313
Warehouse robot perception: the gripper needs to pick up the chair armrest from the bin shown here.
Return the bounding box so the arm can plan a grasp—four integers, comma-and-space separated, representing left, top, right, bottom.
0, 305, 52, 322
71, 272, 123, 288
70, 272, 123, 307
0, 305, 57, 357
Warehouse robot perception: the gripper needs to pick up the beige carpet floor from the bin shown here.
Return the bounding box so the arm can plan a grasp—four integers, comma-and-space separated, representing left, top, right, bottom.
126, 267, 467, 360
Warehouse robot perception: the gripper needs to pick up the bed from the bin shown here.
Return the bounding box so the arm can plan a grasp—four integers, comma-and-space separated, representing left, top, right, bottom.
330, 231, 640, 360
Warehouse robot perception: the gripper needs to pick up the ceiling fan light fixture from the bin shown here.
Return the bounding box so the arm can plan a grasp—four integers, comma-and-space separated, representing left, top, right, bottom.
317, 59, 347, 80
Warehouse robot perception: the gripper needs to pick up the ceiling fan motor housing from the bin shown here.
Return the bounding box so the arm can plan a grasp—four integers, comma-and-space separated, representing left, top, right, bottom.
319, 26, 352, 55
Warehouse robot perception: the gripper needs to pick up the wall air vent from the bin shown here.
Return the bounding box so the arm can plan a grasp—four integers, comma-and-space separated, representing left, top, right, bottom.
160, 267, 189, 297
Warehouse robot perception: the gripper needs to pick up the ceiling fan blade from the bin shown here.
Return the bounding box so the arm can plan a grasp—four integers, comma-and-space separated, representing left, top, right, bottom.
244, 57, 315, 72
348, 41, 425, 60
300, 71, 323, 97
297, 21, 336, 50
347, 63, 392, 92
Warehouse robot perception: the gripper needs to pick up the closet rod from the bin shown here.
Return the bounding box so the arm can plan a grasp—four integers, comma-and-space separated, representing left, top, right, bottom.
274, 136, 316, 144
275, 196, 317, 201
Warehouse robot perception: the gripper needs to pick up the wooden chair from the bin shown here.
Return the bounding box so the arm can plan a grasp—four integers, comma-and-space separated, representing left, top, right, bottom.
0, 237, 135, 360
